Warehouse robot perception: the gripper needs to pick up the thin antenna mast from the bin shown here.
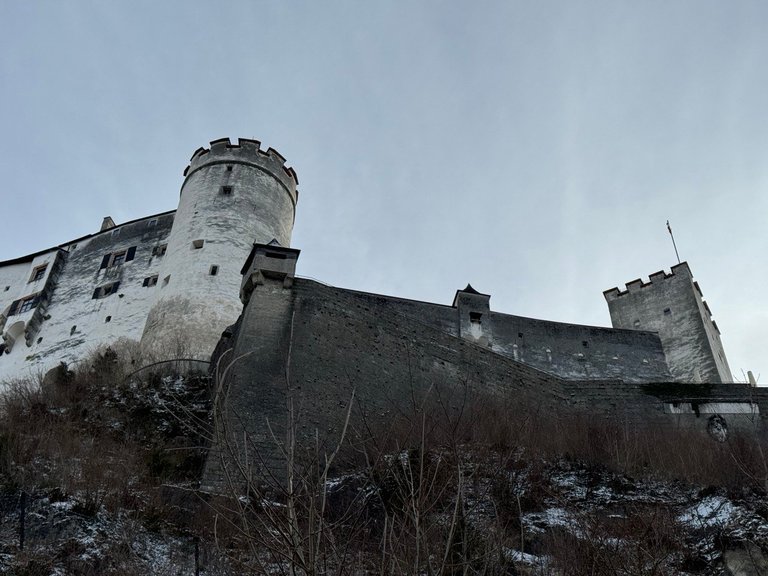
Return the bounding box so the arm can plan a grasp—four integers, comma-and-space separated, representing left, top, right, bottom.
667, 220, 681, 264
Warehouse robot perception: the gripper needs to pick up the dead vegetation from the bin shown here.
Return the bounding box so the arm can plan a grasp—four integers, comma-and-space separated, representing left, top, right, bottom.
0, 347, 767, 574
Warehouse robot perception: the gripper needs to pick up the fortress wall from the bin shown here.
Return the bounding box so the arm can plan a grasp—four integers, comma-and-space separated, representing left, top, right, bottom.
562, 380, 765, 434
488, 313, 672, 382
284, 282, 671, 383
0, 213, 174, 381
296, 285, 461, 336
206, 277, 764, 488
204, 278, 569, 487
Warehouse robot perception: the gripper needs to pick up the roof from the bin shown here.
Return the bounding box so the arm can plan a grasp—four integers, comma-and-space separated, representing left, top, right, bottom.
0, 209, 176, 267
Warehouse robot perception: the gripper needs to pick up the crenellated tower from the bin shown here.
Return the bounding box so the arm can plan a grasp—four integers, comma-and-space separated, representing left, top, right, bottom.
604, 262, 733, 383
140, 138, 299, 359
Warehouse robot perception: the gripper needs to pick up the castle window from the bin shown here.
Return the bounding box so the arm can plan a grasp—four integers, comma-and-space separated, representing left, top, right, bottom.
469, 312, 482, 324
192, 239, 205, 249
582, 340, 589, 347
29, 264, 48, 283
71, 326, 77, 335
162, 275, 170, 287
4, 286, 9, 291
663, 308, 671, 316
7, 294, 40, 315
142, 275, 158, 287
111, 228, 121, 237
221, 186, 233, 196
518, 332, 524, 338
105, 316, 111, 323
148, 219, 157, 227
152, 244, 167, 257
92, 281, 120, 299
209, 265, 219, 276
226, 165, 233, 172
633, 320, 641, 328
18, 297, 37, 314
100, 247, 136, 269
36, 337, 43, 344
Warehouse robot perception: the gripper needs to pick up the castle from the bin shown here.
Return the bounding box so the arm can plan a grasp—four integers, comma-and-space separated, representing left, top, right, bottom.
5, 138, 765, 486
0, 139, 297, 381
0, 138, 736, 390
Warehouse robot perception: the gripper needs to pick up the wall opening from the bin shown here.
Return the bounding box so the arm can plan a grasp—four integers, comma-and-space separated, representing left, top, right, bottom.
29, 264, 48, 283
105, 316, 111, 323
469, 312, 482, 324
70, 326, 77, 335
192, 239, 205, 249
209, 265, 219, 276
221, 186, 233, 195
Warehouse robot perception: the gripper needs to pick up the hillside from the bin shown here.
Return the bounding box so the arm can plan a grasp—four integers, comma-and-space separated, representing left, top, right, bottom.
0, 347, 767, 575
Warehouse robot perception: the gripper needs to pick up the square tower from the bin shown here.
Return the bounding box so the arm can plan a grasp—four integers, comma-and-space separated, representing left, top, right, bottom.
603, 262, 733, 383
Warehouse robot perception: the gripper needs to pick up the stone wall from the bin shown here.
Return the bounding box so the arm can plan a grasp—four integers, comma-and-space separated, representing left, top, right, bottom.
605, 262, 733, 383
204, 276, 765, 488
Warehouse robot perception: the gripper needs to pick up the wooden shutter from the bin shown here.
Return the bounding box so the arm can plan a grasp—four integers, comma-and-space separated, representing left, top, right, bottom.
126, 246, 136, 262
100, 254, 111, 269
8, 299, 20, 315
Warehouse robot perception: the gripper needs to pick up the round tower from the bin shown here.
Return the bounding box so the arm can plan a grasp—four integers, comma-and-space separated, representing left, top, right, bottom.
140, 138, 299, 360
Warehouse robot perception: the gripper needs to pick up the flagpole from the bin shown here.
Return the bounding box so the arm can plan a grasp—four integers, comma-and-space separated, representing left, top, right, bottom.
667, 220, 680, 264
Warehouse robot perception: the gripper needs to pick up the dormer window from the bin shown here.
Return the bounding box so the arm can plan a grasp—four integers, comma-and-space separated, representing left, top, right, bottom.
29, 264, 48, 283
469, 312, 482, 324
221, 186, 233, 196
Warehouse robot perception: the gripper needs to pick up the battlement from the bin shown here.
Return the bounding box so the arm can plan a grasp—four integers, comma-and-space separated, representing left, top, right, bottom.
183, 137, 298, 197
603, 262, 693, 302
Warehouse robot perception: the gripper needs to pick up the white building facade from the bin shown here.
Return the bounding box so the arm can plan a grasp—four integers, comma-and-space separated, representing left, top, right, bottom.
0, 139, 299, 382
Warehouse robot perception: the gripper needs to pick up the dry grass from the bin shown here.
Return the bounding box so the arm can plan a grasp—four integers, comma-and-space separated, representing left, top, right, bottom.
2, 352, 767, 574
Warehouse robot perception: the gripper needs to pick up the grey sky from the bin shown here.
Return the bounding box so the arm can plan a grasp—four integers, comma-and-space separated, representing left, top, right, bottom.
1, 1, 766, 381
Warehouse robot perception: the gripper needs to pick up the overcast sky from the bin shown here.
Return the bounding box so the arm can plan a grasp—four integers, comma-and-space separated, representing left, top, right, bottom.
1, 1, 766, 381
